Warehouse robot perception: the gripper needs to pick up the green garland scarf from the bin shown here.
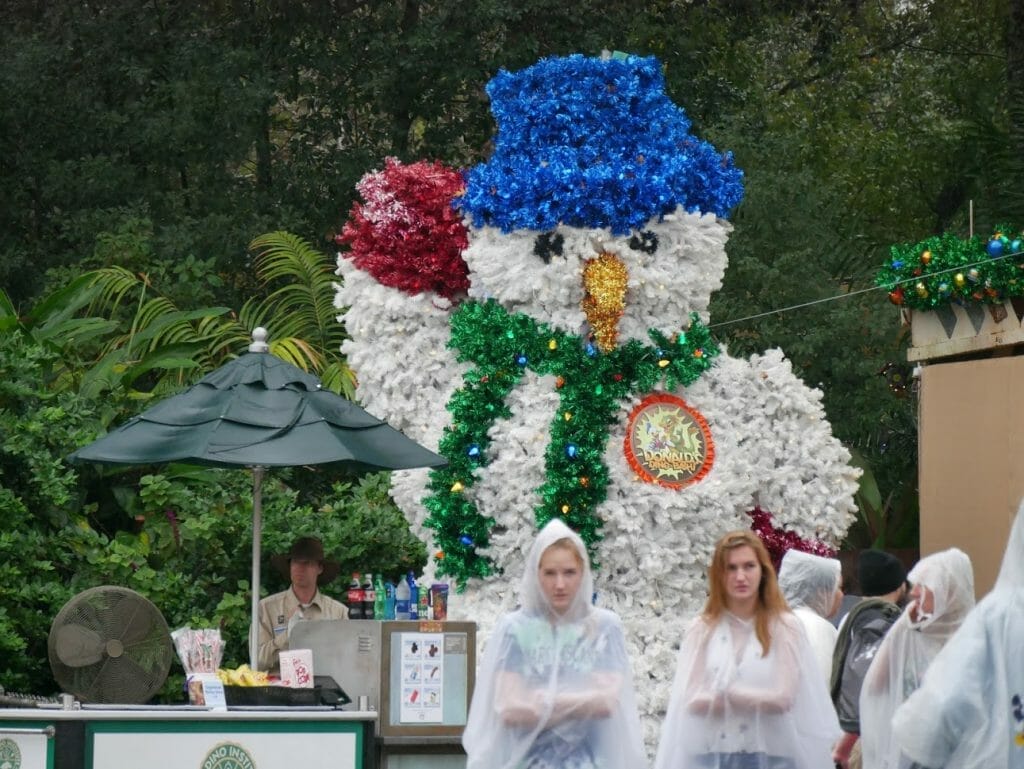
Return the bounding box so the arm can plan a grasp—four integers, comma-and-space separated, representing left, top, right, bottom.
424, 299, 719, 586
876, 225, 1024, 311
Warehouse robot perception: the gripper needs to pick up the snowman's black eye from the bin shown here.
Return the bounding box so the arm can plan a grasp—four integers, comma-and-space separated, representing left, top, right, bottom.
533, 232, 564, 263
628, 230, 659, 254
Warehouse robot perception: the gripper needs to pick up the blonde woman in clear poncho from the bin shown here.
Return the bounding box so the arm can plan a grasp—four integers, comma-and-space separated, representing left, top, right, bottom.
858, 547, 974, 769
892, 500, 1024, 769
654, 530, 840, 769
462, 518, 645, 769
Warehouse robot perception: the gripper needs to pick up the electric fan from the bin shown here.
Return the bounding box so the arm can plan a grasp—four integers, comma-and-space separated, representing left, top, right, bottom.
48, 586, 174, 704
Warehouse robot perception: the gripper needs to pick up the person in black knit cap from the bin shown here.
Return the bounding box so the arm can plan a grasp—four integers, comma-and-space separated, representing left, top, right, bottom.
830, 549, 909, 769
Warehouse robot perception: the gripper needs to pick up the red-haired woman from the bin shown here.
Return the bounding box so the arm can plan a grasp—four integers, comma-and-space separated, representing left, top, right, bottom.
654, 530, 840, 769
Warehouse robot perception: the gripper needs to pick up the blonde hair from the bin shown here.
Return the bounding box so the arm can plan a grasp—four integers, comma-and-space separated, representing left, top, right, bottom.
703, 530, 787, 655
540, 537, 585, 569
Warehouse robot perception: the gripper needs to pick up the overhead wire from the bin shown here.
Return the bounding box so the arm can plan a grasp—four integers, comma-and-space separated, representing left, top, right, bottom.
708, 247, 1019, 330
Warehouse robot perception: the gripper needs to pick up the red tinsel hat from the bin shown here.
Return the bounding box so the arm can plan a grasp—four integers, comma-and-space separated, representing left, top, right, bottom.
337, 158, 470, 300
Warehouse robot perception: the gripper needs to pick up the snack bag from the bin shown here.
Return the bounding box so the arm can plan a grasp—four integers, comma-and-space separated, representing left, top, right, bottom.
279, 648, 314, 688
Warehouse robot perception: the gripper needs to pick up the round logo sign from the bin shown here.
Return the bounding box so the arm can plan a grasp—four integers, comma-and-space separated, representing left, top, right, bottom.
0, 737, 22, 769
624, 393, 714, 489
201, 742, 256, 769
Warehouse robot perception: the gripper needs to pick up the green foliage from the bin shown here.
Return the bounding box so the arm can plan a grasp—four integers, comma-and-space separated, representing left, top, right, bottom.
0, 237, 399, 695
65, 468, 426, 676
845, 448, 920, 550
0, 332, 423, 693
243, 232, 357, 397
3, 226, 355, 402
0, 335, 99, 690
3, 0, 1024, 693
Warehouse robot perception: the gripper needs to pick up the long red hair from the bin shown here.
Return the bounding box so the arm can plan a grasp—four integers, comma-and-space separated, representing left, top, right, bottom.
702, 530, 788, 655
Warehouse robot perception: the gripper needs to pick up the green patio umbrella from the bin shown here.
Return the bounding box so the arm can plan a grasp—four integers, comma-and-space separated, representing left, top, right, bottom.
68, 328, 446, 668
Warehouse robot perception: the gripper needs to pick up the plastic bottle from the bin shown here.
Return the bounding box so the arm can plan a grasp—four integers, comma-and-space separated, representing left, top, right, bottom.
430, 582, 449, 620
418, 580, 430, 620
384, 580, 396, 620
408, 571, 419, 620
362, 573, 376, 619
347, 573, 364, 620
395, 576, 411, 620
373, 574, 386, 620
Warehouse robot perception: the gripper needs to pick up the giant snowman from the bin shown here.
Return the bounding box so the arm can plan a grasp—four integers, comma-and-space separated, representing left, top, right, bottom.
335, 53, 859, 744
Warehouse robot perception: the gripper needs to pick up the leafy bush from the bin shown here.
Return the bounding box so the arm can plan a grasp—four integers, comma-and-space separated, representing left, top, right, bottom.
0, 331, 426, 697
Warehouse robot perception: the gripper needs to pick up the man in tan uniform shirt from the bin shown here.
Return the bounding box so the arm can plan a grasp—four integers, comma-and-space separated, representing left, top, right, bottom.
251, 536, 349, 674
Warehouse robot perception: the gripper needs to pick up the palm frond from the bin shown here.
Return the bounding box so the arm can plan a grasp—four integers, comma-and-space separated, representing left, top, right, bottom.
249, 231, 347, 353
268, 336, 323, 371
319, 361, 358, 399
84, 267, 148, 316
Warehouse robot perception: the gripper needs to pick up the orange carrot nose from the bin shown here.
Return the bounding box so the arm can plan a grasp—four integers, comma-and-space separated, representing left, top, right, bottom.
582, 252, 628, 352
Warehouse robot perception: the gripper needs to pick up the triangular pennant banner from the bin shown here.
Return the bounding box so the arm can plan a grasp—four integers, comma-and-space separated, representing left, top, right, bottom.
1010, 296, 1024, 323
963, 302, 987, 334
933, 305, 959, 338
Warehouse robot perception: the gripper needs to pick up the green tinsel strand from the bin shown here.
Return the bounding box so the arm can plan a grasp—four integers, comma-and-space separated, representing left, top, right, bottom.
424, 307, 530, 581
424, 300, 719, 586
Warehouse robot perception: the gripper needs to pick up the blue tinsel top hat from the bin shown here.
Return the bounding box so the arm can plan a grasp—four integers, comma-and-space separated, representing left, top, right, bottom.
457, 53, 744, 235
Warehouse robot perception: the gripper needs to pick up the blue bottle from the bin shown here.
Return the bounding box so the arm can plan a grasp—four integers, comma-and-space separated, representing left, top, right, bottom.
408, 571, 419, 620
384, 581, 396, 620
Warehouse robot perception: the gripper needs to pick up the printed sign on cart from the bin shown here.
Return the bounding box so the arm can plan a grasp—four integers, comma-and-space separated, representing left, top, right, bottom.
398, 632, 444, 723
200, 742, 256, 769
0, 733, 47, 769
0, 737, 22, 769
91, 728, 357, 769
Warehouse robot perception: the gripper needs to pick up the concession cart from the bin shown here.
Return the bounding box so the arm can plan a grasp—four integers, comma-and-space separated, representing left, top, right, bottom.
291, 619, 476, 769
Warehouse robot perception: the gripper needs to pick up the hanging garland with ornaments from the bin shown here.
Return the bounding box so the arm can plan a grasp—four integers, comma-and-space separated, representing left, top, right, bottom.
424, 299, 719, 585
876, 225, 1024, 311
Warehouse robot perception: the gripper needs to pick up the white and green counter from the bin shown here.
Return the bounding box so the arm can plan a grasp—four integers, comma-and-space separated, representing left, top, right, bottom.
0, 706, 376, 769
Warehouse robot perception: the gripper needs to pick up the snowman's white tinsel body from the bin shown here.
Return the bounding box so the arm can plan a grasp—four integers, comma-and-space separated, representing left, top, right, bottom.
334, 54, 859, 751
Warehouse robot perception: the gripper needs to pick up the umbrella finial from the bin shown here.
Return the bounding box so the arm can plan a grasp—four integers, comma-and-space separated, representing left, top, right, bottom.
249, 327, 270, 353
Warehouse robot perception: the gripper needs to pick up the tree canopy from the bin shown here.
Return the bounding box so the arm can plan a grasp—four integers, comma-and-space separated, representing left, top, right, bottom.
2, 0, 1022, 691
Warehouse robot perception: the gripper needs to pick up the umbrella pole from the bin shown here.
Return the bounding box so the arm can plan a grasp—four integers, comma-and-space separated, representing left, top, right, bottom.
250, 465, 265, 671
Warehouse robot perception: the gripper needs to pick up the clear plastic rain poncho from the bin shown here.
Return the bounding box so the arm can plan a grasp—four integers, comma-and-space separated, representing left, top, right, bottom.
654, 608, 840, 769
777, 549, 841, 683
859, 547, 975, 769
462, 518, 645, 769
894, 504, 1024, 769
